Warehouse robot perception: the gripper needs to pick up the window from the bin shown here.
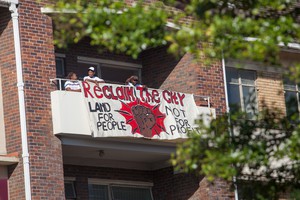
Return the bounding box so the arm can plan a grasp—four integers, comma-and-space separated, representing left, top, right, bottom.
100, 64, 140, 84
88, 179, 153, 200
55, 54, 66, 78
283, 79, 300, 118
226, 67, 258, 119
78, 56, 142, 84
65, 179, 76, 200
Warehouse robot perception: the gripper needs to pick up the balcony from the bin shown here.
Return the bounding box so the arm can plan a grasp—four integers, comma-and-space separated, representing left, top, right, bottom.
51, 79, 215, 140
51, 79, 216, 169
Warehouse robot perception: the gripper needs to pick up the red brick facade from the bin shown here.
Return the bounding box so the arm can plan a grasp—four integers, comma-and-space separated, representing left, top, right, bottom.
64, 165, 203, 200
0, 1, 231, 200
0, 7, 25, 199
0, 1, 65, 199
140, 46, 226, 114
18, 0, 65, 199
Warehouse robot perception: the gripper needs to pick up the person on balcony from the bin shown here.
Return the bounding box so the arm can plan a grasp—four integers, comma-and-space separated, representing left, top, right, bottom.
84, 67, 105, 84
64, 72, 81, 92
125, 76, 147, 88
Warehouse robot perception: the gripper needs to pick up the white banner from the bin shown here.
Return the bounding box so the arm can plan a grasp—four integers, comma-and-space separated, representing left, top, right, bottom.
82, 82, 201, 140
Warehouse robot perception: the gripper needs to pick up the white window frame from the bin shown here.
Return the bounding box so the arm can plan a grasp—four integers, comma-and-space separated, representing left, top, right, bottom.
88, 178, 153, 200
77, 56, 142, 82
226, 67, 258, 113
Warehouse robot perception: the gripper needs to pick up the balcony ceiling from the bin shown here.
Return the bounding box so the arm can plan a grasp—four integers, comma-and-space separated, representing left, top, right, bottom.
61, 136, 178, 170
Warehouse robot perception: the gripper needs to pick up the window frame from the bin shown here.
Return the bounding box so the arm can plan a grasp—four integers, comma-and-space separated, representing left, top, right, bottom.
64, 177, 77, 200
226, 67, 258, 115
77, 56, 142, 84
55, 53, 66, 78
283, 81, 300, 117
88, 178, 154, 200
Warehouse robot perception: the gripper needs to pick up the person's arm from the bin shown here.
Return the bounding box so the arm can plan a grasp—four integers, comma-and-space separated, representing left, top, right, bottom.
73, 88, 81, 92
136, 84, 147, 89
125, 76, 134, 85
95, 77, 105, 83
84, 77, 97, 84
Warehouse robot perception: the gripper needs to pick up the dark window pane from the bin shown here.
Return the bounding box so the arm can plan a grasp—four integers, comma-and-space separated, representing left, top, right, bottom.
285, 91, 299, 118
78, 63, 98, 80
240, 70, 255, 85
101, 65, 139, 84
111, 186, 152, 200
226, 68, 239, 84
228, 84, 241, 113
242, 86, 257, 119
283, 78, 297, 91
88, 184, 109, 200
55, 58, 65, 78
65, 182, 76, 199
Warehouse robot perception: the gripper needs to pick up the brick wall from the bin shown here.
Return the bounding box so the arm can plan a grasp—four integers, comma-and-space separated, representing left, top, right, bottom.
0, 1, 65, 199
64, 165, 204, 200
152, 167, 201, 200
140, 46, 226, 114
0, 7, 26, 199
17, 0, 65, 199
256, 71, 286, 115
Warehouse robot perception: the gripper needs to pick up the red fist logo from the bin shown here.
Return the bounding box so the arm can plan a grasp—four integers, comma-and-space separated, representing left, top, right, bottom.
131, 105, 156, 138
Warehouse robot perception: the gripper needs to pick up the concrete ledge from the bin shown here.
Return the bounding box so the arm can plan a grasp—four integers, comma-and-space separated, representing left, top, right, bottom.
0, 155, 19, 165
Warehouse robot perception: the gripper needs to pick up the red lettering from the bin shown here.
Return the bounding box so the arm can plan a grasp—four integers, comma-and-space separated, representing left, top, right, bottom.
124, 87, 136, 101
82, 82, 94, 98
152, 90, 160, 103
170, 92, 178, 104
94, 85, 103, 98
103, 86, 112, 99
116, 86, 125, 100
109, 86, 118, 100
136, 87, 145, 101
177, 93, 185, 106
163, 90, 171, 103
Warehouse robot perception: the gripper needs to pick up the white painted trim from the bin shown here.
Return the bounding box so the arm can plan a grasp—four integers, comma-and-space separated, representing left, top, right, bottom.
88, 178, 153, 187
77, 56, 142, 69
0, 156, 19, 165
244, 37, 300, 51
41, 7, 76, 14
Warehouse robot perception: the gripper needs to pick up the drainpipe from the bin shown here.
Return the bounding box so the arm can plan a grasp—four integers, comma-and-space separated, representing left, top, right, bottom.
221, 56, 239, 200
9, 3, 32, 200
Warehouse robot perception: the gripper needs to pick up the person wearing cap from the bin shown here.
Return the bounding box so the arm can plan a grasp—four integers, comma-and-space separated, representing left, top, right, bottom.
125, 75, 146, 88
83, 67, 105, 84
64, 72, 81, 92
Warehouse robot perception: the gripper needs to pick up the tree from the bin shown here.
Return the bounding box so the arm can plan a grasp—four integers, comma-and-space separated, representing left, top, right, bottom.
51, 0, 300, 199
